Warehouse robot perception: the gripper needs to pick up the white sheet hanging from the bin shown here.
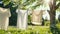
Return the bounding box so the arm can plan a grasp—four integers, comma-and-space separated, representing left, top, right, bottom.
0, 7, 11, 30
16, 9, 28, 30
31, 10, 43, 25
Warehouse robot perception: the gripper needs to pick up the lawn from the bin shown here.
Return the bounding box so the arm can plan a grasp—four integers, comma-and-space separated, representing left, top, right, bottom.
0, 21, 60, 34
0, 26, 51, 34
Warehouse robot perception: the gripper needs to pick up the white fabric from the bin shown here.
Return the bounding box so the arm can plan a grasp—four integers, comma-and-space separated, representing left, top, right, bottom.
16, 9, 28, 30
31, 10, 43, 25
32, 22, 42, 25
43, 11, 60, 20
0, 7, 11, 30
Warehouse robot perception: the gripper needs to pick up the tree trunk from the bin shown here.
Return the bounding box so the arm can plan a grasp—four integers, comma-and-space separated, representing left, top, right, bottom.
47, 0, 59, 33
49, 10, 56, 27
48, 10, 57, 34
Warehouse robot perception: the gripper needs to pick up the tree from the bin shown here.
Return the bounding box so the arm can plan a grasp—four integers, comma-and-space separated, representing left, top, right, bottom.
44, 0, 60, 34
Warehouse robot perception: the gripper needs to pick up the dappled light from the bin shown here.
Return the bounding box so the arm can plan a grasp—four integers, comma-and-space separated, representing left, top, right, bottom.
0, 0, 60, 34
44, 0, 50, 3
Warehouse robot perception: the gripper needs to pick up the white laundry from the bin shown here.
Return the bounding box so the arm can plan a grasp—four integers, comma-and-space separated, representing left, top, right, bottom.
0, 7, 11, 30
16, 9, 28, 30
31, 10, 43, 25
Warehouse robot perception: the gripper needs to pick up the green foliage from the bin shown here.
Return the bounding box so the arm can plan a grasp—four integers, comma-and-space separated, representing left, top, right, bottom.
44, 21, 50, 26
28, 15, 31, 24
2, 0, 43, 10
3, 0, 11, 6
9, 6, 18, 26
56, 23, 60, 30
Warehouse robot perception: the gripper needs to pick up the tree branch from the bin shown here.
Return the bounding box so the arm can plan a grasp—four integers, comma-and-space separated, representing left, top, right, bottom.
55, 2, 60, 10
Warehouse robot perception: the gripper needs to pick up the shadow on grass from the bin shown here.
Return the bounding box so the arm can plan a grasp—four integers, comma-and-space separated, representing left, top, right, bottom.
50, 21, 60, 34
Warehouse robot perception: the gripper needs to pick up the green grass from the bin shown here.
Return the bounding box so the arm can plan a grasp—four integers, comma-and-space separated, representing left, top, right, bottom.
0, 26, 52, 34
0, 21, 60, 34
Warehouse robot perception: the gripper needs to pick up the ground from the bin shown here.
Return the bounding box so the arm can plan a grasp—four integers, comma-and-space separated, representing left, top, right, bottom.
0, 21, 60, 34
